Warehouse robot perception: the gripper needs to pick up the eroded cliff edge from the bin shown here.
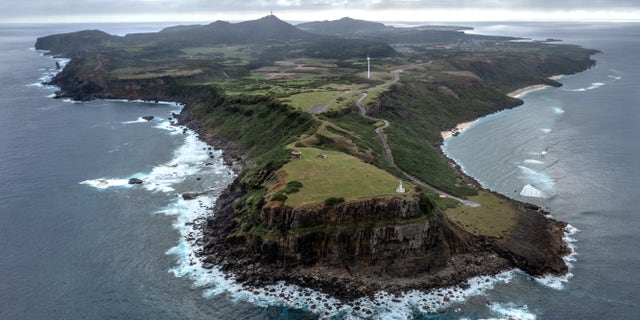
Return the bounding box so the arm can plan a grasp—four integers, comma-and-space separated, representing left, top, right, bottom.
195, 170, 568, 299
34, 19, 596, 300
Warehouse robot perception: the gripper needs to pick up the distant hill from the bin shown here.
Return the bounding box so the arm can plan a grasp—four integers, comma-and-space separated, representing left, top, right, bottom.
36, 15, 397, 61
124, 15, 316, 46
35, 30, 118, 56
296, 17, 513, 44
297, 17, 389, 36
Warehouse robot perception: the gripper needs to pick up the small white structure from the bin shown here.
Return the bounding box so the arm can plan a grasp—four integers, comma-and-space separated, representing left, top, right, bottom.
396, 179, 405, 193
367, 54, 371, 79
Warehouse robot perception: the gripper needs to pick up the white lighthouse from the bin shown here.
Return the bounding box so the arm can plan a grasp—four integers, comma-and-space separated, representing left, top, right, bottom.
396, 179, 405, 193
367, 54, 371, 79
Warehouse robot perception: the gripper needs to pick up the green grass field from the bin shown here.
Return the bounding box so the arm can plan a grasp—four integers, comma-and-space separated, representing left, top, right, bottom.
280, 91, 342, 111
277, 147, 414, 207
445, 191, 517, 238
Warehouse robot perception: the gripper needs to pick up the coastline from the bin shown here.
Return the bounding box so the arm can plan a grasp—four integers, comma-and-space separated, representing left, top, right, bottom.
440, 76, 578, 289
441, 74, 565, 140
40, 44, 577, 316
440, 120, 478, 139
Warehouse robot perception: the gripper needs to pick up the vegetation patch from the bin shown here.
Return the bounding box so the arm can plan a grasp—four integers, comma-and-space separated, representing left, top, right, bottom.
445, 191, 517, 238
278, 147, 413, 207
280, 91, 342, 111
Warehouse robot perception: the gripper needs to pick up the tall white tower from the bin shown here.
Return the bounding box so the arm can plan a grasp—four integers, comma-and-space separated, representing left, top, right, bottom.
367, 54, 371, 79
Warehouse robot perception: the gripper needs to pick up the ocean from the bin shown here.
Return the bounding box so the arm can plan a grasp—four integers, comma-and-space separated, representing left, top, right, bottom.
0, 22, 638, 319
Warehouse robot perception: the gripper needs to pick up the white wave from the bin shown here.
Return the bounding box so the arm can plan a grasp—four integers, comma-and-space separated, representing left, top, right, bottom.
535, 225, 579, 290
27, 57, 71, 87
608, 75, 622, 80
192, 264, 517, 319
162, 157, 520, 318
517, 165, 555, 191
553, 107, 565, 114
79, 178, 132, 189
121, 117, 150, 124
519, 184, 547, 198
540, 128, 552, 134
488, 302, 537, 320
142, 134, 216, 193
155, 120, 183, 135
523, 159, 544, 165
570, 82, 605, 92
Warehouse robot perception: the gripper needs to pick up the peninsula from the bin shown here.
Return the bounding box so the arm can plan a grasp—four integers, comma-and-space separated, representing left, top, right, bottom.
36, 16, 598, 299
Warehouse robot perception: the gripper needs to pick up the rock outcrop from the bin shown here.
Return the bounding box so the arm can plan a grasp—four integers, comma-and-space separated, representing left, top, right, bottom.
198, 177, 568, 299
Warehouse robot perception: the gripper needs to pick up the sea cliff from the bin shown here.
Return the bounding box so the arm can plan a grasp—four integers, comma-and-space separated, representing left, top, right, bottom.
35, 17, 597, 301
195, 172, 567, 299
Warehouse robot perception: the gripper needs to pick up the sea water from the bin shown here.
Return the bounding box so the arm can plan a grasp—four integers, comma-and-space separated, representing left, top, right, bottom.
1, 22, 639, 319
443, 22, 640, 319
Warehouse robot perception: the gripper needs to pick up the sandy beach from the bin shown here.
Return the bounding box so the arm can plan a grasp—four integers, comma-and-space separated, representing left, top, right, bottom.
442, 75, 566, 140
441, 120, 477, 139
507, 84, 551, 98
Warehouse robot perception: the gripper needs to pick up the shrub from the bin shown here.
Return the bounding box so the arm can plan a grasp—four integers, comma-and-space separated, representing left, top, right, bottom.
324, 197, 345, 206
271, 191, 288, 202
283, 181, 303, 194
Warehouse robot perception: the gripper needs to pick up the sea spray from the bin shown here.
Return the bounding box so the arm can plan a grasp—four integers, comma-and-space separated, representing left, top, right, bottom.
535, 224, 579, 290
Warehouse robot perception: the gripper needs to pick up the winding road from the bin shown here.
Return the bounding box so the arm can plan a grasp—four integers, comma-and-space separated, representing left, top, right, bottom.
313, 69, 480, 207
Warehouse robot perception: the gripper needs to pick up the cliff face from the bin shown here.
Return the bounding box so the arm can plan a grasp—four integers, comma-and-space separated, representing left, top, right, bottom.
257, 196, 469, 276
199, 185, 511, 298
198, 174, 569, 299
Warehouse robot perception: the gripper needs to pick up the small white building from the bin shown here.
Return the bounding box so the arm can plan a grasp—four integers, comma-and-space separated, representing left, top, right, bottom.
396, 179, 405, 193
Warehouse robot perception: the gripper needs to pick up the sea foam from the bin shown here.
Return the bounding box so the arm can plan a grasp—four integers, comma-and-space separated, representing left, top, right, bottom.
570, 82, 605, 92
519, 184, 547, 198
535, 224, 579, 290
121, 117, 151, 124
523, 159, 545, 165
488, 302, 537, 320
517, 165, 555, 191
79, 178, 132, 189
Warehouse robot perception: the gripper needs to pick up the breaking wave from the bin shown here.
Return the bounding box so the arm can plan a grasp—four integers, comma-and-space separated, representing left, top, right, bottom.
535, 225, 579, 290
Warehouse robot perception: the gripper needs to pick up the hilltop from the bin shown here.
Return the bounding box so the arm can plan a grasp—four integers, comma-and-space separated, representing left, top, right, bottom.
36, 15, 597, 300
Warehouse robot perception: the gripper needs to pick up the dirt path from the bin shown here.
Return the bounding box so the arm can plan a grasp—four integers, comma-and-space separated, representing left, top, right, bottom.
94, 53, 103, 71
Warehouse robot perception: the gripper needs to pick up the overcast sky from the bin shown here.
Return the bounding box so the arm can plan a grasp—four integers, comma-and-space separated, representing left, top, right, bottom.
3, 0, 640, 23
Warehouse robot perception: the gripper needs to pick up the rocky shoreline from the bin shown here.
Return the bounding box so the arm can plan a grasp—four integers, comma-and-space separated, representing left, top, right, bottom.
44, 58, 572, 303
194, 176, 568, 300
177, 102, 569, 300
46, 76, 572, 302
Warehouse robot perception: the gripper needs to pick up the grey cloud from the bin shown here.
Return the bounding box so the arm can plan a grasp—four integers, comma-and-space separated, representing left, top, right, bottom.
3, 0, 639, 20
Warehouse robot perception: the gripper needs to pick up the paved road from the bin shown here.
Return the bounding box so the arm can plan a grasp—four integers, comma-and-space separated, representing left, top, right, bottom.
309, 69, 479, 207
356, 71, 480, 207
308, 91, 351, 114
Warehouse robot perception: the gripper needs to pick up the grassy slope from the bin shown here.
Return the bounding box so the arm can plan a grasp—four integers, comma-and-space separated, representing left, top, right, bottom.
274, 147, 413, 207
445, 191, 517, 238
41, 23, 598, 240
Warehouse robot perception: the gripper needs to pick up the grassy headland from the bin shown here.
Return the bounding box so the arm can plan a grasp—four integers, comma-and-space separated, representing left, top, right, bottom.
36, 15, 597, 298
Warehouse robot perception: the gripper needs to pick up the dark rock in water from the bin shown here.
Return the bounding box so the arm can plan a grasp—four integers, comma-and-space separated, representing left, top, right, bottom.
205, 162, 214, 166
202, 263, 215, 269
55, 61, 61, 69
142, 116, 154, 121
182, 192, 204, 200
128, 178, 143, 185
